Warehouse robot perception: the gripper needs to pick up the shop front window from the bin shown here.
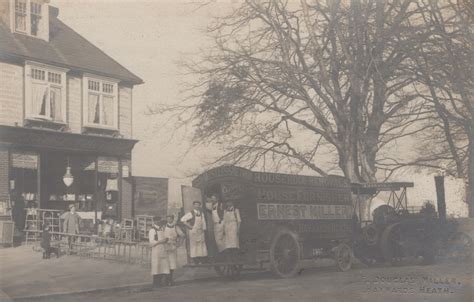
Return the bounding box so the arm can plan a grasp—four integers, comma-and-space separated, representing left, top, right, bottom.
40, 153, 96, 213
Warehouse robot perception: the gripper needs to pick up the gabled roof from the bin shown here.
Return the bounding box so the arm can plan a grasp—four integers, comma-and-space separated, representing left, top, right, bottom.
0, 6, 143, 85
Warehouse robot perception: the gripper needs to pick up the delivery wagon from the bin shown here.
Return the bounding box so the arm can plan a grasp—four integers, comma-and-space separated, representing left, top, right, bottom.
181, 165, 355, 278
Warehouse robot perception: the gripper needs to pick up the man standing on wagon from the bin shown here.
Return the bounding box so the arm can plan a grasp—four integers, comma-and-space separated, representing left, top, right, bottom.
223, 200, 241, 260
206, 194, 225, 254
181, 200, 208, 264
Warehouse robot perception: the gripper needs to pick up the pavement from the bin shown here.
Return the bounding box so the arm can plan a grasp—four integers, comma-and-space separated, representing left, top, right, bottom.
0, 244, 215, 301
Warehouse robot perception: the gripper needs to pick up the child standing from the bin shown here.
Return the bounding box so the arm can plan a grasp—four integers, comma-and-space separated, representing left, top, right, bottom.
41, 224, 59, 259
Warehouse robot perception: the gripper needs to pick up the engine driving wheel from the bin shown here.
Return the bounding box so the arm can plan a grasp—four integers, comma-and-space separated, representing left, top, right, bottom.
380, 223, 404, 266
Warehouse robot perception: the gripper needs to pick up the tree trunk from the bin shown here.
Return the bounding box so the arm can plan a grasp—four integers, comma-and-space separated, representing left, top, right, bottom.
339, 136, 378, 222
469, 133, 474, 218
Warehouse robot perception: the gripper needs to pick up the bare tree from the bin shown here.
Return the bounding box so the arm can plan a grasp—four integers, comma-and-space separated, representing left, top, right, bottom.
157, 0, 434, 194
408, 0, 474, 216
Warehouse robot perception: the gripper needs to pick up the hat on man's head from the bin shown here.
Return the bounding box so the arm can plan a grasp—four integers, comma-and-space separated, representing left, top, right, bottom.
192, 200, 201, 205
166, 214, 175, 219
68, 204, 76, 210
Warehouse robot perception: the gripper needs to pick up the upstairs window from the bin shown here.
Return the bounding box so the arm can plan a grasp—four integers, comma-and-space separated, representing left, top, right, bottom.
83, 76, 118, 129
12, 0, 47, 39
25, 63, 67, 123
14, 0, 27, 32
30, 2, 42, 36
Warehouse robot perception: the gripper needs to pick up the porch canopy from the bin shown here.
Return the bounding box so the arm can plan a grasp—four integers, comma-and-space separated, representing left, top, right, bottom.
0, 125, 138, 157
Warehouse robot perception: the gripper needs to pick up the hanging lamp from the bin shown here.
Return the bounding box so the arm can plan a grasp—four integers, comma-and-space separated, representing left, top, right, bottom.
63, 156, 74, 187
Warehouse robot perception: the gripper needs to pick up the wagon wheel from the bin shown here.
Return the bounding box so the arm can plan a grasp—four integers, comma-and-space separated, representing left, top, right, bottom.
269, 228, 301, 278
380, 223, 403, 266
447, 232, 472, 262
334, 243, 353, 272
214, 264, 243, 279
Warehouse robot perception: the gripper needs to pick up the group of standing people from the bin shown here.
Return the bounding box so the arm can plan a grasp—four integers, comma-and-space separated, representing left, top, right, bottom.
149, 214, 184, 289
180, 196, 241, 264
149, 195, 241, 289
207, 195, 241, 256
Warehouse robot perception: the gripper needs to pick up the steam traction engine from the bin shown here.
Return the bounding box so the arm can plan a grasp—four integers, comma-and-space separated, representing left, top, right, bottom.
352, 182, 472, 266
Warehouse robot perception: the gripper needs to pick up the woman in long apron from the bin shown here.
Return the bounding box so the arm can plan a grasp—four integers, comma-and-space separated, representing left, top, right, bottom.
149, 218, 169, 289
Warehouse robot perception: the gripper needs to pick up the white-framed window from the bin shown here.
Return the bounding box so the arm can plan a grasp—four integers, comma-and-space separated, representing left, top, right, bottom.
14, 0, 27, 33
25, 62, 68, 122
30, 1, 42, 36
11, 0, 48, 39
83, 75, 119, 129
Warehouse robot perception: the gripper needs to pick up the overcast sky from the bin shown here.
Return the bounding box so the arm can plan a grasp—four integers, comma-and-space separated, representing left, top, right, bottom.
52, 0, 236, 179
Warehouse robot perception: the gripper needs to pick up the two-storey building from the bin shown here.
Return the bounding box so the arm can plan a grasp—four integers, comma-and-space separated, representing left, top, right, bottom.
0, 0, 143, 229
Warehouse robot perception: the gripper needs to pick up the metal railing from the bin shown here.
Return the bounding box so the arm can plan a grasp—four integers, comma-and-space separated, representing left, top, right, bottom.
24, 230, 152, 267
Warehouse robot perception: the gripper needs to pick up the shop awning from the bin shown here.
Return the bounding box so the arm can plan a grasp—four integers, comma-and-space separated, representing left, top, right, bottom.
0, 125, 138, 157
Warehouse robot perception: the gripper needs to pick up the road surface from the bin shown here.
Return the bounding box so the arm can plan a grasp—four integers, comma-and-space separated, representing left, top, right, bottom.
15, 260, 473, 302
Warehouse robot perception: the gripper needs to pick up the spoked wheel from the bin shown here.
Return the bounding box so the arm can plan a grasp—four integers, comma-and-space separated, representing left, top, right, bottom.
334, 243, 353, 272
270, 228, 301, 278
447, 232, 472, 262
362, 224, 379, 246
214, 264, 243, 279
380, 223, 404, 266
214, 249, 243, 280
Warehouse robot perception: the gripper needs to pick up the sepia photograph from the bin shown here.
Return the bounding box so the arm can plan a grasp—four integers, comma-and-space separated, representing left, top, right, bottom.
0, 0, 472, 301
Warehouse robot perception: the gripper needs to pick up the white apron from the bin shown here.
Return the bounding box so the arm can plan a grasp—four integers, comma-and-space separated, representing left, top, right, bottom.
223, 208, 241, 249
149, 228, 170, 275
189, 213, 208, 258
212, 207, 225, 252
164, 225, 182, 270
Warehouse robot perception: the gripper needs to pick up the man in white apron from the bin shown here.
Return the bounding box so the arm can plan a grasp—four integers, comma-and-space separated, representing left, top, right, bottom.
149, 217, 169, 289
164, 214, 184, 286
223, 201, 241, 250
181, 201, 208, 264
206, 195, 225, 253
